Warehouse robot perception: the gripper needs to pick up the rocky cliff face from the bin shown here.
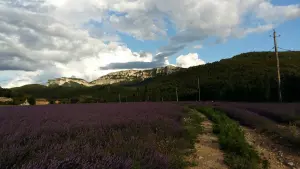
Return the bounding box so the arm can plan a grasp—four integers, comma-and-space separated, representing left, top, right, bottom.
47, 66, 182, 87
47, 77, 92, 87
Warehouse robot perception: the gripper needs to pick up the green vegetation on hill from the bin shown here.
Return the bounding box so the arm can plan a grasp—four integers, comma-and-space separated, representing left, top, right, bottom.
0, 87, 21, 98
9, 51, 300, 103
144, 51, 300, 102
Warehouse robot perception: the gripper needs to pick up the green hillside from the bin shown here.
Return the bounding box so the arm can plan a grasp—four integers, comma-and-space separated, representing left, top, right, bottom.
9, 51, 300, 102
144, 51, 300, 102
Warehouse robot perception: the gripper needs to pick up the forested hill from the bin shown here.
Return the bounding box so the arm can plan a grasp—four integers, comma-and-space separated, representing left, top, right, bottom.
6, 51, 300, 103
144, 51, 300, 102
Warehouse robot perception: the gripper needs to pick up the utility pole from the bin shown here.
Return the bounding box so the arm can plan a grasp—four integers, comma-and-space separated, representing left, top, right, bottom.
272, 29, 282, 102
198, 77, 201, 102
118, 93, 121, 103
176, 87, 178, 102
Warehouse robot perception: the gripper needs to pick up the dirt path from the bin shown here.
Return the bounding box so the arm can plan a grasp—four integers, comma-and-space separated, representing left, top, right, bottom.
188, 113, 228, 169
243, 127, 300, 169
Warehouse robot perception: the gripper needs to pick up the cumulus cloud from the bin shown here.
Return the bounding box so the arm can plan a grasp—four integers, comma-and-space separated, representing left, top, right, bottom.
0, 0, 300, 87
105, 0, 300, 59
0, 1, 154, 88
255, 2, 300, 22
176, 53, 205, 68
0, 71, 40, 88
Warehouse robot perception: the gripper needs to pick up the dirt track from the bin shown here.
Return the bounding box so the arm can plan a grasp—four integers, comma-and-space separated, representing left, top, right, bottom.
243, 127, 300, 169
188, 114, 227, 169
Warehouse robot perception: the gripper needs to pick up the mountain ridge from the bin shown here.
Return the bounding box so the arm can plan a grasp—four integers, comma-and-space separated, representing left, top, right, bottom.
47, 65, 183, 87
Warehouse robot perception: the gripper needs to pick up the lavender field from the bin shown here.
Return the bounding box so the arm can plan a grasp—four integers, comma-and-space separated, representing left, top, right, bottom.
189, 101, 300, 151
0, 103, 199, 169
1, 101, 300, 169
211, 102, 300, 127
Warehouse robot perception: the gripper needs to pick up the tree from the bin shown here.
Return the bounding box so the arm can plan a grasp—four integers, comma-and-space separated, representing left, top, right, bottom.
70, 98, 79, 104
143, 85, 148, 101
28, 97, 36, 105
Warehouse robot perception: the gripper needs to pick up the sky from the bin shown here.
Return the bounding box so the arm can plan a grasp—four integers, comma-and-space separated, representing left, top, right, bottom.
0, 0, 300, 88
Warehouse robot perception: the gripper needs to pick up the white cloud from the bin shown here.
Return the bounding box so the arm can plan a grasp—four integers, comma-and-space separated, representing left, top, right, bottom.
45, 0, 300, 41
0, 71, 40, 88
0, 0, 300, 88
176, 53, 205, 68
193, 45, 203, 49
255, 2, 300, 22
103, 0, 300, 40
0, 1, 154, 88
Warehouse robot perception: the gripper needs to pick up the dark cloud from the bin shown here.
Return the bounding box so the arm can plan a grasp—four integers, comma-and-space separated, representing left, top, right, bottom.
170, 31, 208, 44
0, 61, 36, 71
101, 61, 161, 70
101, 42, 185, 70
139, 52, 151, 58
159, 44, 186, 52
100, 50, 172, 70
0, 51, 43, 71
156, 50, 179, 58
100, 50, 160, 70
18, 28, 51, 50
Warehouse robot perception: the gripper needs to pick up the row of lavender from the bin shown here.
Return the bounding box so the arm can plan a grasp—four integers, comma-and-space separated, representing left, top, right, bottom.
191, 102, 300, 151
221, 102, 300, 126
184, 101, 300, 125
0, 103, 191, 169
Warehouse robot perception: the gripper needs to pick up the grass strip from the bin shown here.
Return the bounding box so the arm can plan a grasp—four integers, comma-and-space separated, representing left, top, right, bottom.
195, 107, 269, 169
181, 107, 205, 167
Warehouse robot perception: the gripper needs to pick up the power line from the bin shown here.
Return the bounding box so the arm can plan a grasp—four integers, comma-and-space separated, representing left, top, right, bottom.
268, 47, 275, 51
262, 47, 275, 58
277, 47, 293, 52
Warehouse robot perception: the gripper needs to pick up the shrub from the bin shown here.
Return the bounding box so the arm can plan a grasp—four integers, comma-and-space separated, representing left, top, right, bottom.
211, 105, 300, 151
196, 107, 268, 169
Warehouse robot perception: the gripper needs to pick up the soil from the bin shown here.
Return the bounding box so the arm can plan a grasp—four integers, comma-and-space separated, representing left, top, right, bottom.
187, 113, 228, 169
243, 127, 300, 169
187, 110, 300, 169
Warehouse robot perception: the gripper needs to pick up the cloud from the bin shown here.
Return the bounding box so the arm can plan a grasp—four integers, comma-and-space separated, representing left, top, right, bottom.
176, 53, 205, 68
255, 2, 300, 22
0, 71, 40, 88
0, 1, 153, 87
244, 24, 274, 34
101, 62, 158, 70
193, 45, 203, 49
101, 52, 167, 70
105, 0, 299, 58
1, 0, 300, 87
